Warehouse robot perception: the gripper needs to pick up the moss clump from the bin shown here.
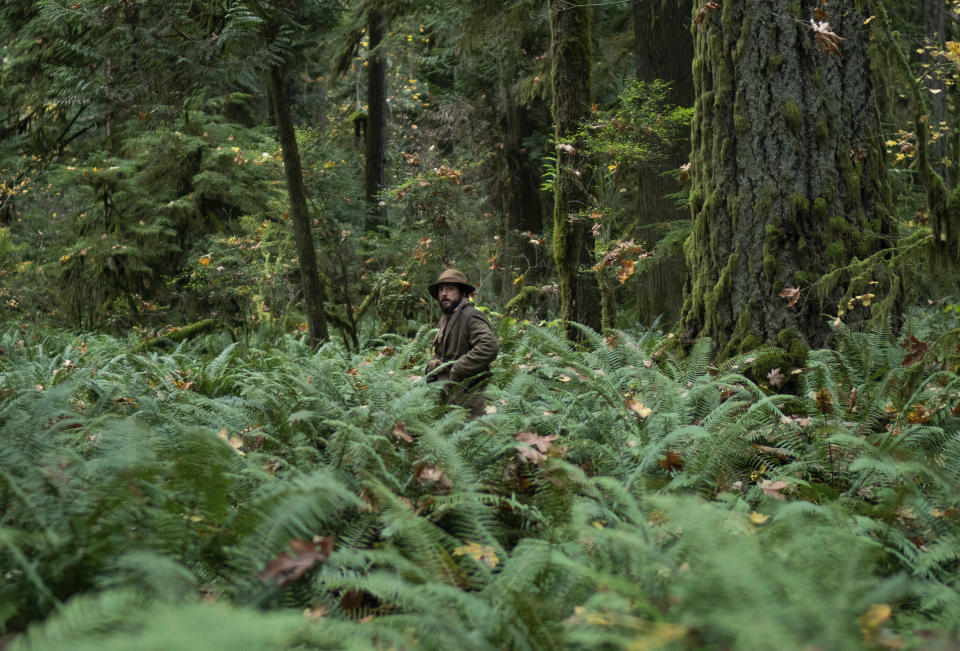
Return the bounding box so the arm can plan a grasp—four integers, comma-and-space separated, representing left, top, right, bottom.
763, 253, 778, 277
813, 119, 829, 142
813, 66, 824, 88
783, 100, 803, 134
797, 236, 807, 255
777, 328, 809, 365
768, 54, 784, 69
690, 189, 705, 213
826, 240, 847, 264
826, 214, 850, 235
789, 194, 810, 217
812, 197, 828, 218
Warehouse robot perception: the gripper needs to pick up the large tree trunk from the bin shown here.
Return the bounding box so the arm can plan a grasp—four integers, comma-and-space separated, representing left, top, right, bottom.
364, 5, 388, 231
549, 0, 601, 336
631, 0, 694, 325
680, 0, 892, 358
269, 65, 329, 346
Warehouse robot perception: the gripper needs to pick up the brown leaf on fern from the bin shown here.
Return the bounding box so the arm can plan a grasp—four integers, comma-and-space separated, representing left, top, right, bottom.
767, 368, 786, 388
659, 450, 684, 471
515, 431, 558, 465
900, 335, 930, 367
259, 536, 335, 587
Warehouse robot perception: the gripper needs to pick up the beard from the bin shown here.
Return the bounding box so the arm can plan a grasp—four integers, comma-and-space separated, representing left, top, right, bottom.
440, 297, 462, 315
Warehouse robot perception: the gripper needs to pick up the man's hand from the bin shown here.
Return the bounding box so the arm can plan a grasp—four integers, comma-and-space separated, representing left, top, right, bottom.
425, 358, 441, 381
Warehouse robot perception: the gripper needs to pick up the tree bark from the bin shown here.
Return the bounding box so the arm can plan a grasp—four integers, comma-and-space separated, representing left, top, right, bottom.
268, 65, 329, 346
680, 0, 892, 357
549, 0, 601, 336
631, 0, 694, 325
502, 99, 547, 275
923, 0, 948, 181
364, 5, 388, 231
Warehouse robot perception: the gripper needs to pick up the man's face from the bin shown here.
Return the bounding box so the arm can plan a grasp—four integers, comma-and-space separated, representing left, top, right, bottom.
437, 283, 463, 314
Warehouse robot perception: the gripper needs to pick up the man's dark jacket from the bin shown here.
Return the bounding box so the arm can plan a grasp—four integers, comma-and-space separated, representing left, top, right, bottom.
428, 302, 498, 386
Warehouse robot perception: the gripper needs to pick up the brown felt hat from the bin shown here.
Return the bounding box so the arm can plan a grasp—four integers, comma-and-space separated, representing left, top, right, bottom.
428, 268, 476, 300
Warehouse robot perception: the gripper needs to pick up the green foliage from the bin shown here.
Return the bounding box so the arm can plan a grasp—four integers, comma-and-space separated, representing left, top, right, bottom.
2, 313, 959, 648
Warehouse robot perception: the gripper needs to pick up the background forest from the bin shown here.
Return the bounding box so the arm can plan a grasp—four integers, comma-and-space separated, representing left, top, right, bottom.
2, 0, 960, 649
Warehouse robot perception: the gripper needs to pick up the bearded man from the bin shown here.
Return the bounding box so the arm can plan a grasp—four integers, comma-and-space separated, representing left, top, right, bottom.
425, 269, 498, 416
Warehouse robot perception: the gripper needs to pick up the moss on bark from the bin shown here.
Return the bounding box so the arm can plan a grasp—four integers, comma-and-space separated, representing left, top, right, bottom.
680, 0, 892, 356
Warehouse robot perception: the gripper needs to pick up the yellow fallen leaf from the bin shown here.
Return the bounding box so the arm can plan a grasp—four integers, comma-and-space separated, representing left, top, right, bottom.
452, 541, 499, 568
625, 399, 652, 418
749, 512, 770, 525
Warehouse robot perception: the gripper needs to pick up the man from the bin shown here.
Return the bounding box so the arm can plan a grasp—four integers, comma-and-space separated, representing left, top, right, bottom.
425, 269, 498, 416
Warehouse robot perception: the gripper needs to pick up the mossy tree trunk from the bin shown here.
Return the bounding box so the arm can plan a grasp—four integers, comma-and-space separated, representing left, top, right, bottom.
680, 0, 892, 357
549, 0, 601, 336
268, 65, 329, 347
364, 4, 388, 231
631, 0, 694, 325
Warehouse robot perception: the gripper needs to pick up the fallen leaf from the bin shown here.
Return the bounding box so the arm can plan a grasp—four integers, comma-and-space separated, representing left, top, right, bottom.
515, 431, 559, 453
900, 335, 929, 367
416, 465, 445, 483
625, 399, 653, 418
391, 422, 414, 443
258, 536, 335, 587
749, 511, 770, 525
767, 367, 785, 388
515, 431, 558, 465
760, 479, 789, 500
756, 445, 791, 460
659, 450, 684, 471
906, 403, 931, 424
452, 541, 499, 568
859, 604, 892, 646
516, 445, 547, 465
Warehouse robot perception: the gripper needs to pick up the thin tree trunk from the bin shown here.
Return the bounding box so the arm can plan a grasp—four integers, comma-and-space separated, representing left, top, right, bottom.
364, 5, 388, 231
269, 65, 329, 346
680, 0, 892, 357
549, 0, 601, 337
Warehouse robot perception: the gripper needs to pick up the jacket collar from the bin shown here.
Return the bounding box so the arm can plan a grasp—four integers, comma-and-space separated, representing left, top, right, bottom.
437, 300, 469, 341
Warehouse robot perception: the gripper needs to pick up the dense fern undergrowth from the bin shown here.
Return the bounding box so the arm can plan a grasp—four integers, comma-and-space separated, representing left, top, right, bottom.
2, 313, 960, 650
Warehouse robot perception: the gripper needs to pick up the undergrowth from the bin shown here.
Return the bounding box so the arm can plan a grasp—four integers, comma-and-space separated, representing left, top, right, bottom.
1, 312, 959, 649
